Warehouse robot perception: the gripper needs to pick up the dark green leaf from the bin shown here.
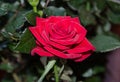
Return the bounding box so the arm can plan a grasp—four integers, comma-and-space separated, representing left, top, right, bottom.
0, 2, 11, 16
83, 69, 93, 77
0, 1, 19, 12
25, 10, 39, 25
93, 66, 105, 75
85, 76, 102, 82
107, 0, 120, 13
25, 75, 37, 82
79, 13, 96, 26
91, 34, 120, 52
2, 80, 13, 82
61, 74, 72, 81
15, 29, 36, 54
0, 63, 14, 73
78, 6, 96, 26
106, 10, 120, 24
5, 12, 26, 34
94, 0, 106, 11
0, 8, 7, 16
67, 0, 86, 10
44, 6, 66, 16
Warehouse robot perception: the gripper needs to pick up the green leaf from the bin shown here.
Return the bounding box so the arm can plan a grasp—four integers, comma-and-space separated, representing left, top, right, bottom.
67, 0, 86, 10
94, 0, 106, 11
79, 12, 96, 26
106, 10, 120, 24
0, 2, 11, 16
0, 1, 20, 12
25, 75, 37, 82
44, 6, 66, 16
91, 34, 120, 52
96, 26, 104, 35
107, 0, 120, 13
0, 63, 14, 73
2, 80, 13, 82
37, 60, 56, 82
85, 76, 102, 82
61, 74, 72, 82
5, 12, 26, 34
93, 66, 105, 75
83, 69, 93, 78
0, 1, 16, 15
15, 29, 36, 54
78, 6, 96, 26
0, 8, 7, 16
25, 10, 39, 25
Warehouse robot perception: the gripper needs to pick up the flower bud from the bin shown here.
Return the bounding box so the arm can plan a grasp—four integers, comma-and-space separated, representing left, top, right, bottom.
28, 0, 39, 7
38, 10, 43, 17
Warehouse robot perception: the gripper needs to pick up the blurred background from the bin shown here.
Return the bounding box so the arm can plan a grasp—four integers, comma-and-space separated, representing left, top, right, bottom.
0, 0, 120, 82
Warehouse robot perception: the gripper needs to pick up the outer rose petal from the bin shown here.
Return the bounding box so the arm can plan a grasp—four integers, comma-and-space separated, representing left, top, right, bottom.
31, 47, 54, 57
72, 17, 81, 24
36, 17, 46, 26
48, 16, 71, 23
74, 51, 92, 62
66, 53, 82, 59
44, 46, 68, 58
29, 27, 47, 46
44, 46, 82, 59
71, 22, 87, 44
67, 38, 95, 54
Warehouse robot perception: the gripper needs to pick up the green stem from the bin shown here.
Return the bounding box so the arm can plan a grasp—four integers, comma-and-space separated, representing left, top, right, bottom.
37, 10, 43, 17
54, 65, 59, 82
86, 2, 90, 11
37, 60, 56, 82
33, 6, 37, 13
44, 0, 50, 8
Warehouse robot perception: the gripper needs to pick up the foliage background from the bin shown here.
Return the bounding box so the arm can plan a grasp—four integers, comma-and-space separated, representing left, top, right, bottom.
0, 0, 120, 82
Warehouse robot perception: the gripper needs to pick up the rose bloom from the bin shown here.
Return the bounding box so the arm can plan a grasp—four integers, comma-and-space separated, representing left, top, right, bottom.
29, 16, 95, 62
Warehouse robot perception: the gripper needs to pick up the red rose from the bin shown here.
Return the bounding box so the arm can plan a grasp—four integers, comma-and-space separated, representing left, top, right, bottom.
29, 16, 95, 62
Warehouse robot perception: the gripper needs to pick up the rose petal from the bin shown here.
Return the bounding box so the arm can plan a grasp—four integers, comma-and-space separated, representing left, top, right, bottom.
29, 27, 47, 46
50, 34, 79, 46
49, 20, 87, 45
50, 21, 75, 39
44, 46, 82, 59
49, 41, 69, 50
31, 46, 53, 57
74, 51, 92, 62
48, 16, 71, 24
44, 46, 68, 58
65, 53, 82, 59
36, 40, 41, 46
41, 30, 50, 42
72, 17, 81, 24
71, 21, 87, 43
30, 25, 69, 50
67, 38, 95, 53
36, 17, 46, 26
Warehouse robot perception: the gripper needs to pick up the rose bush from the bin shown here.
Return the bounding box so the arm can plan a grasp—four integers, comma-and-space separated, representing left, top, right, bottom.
29, 16, 95, 62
